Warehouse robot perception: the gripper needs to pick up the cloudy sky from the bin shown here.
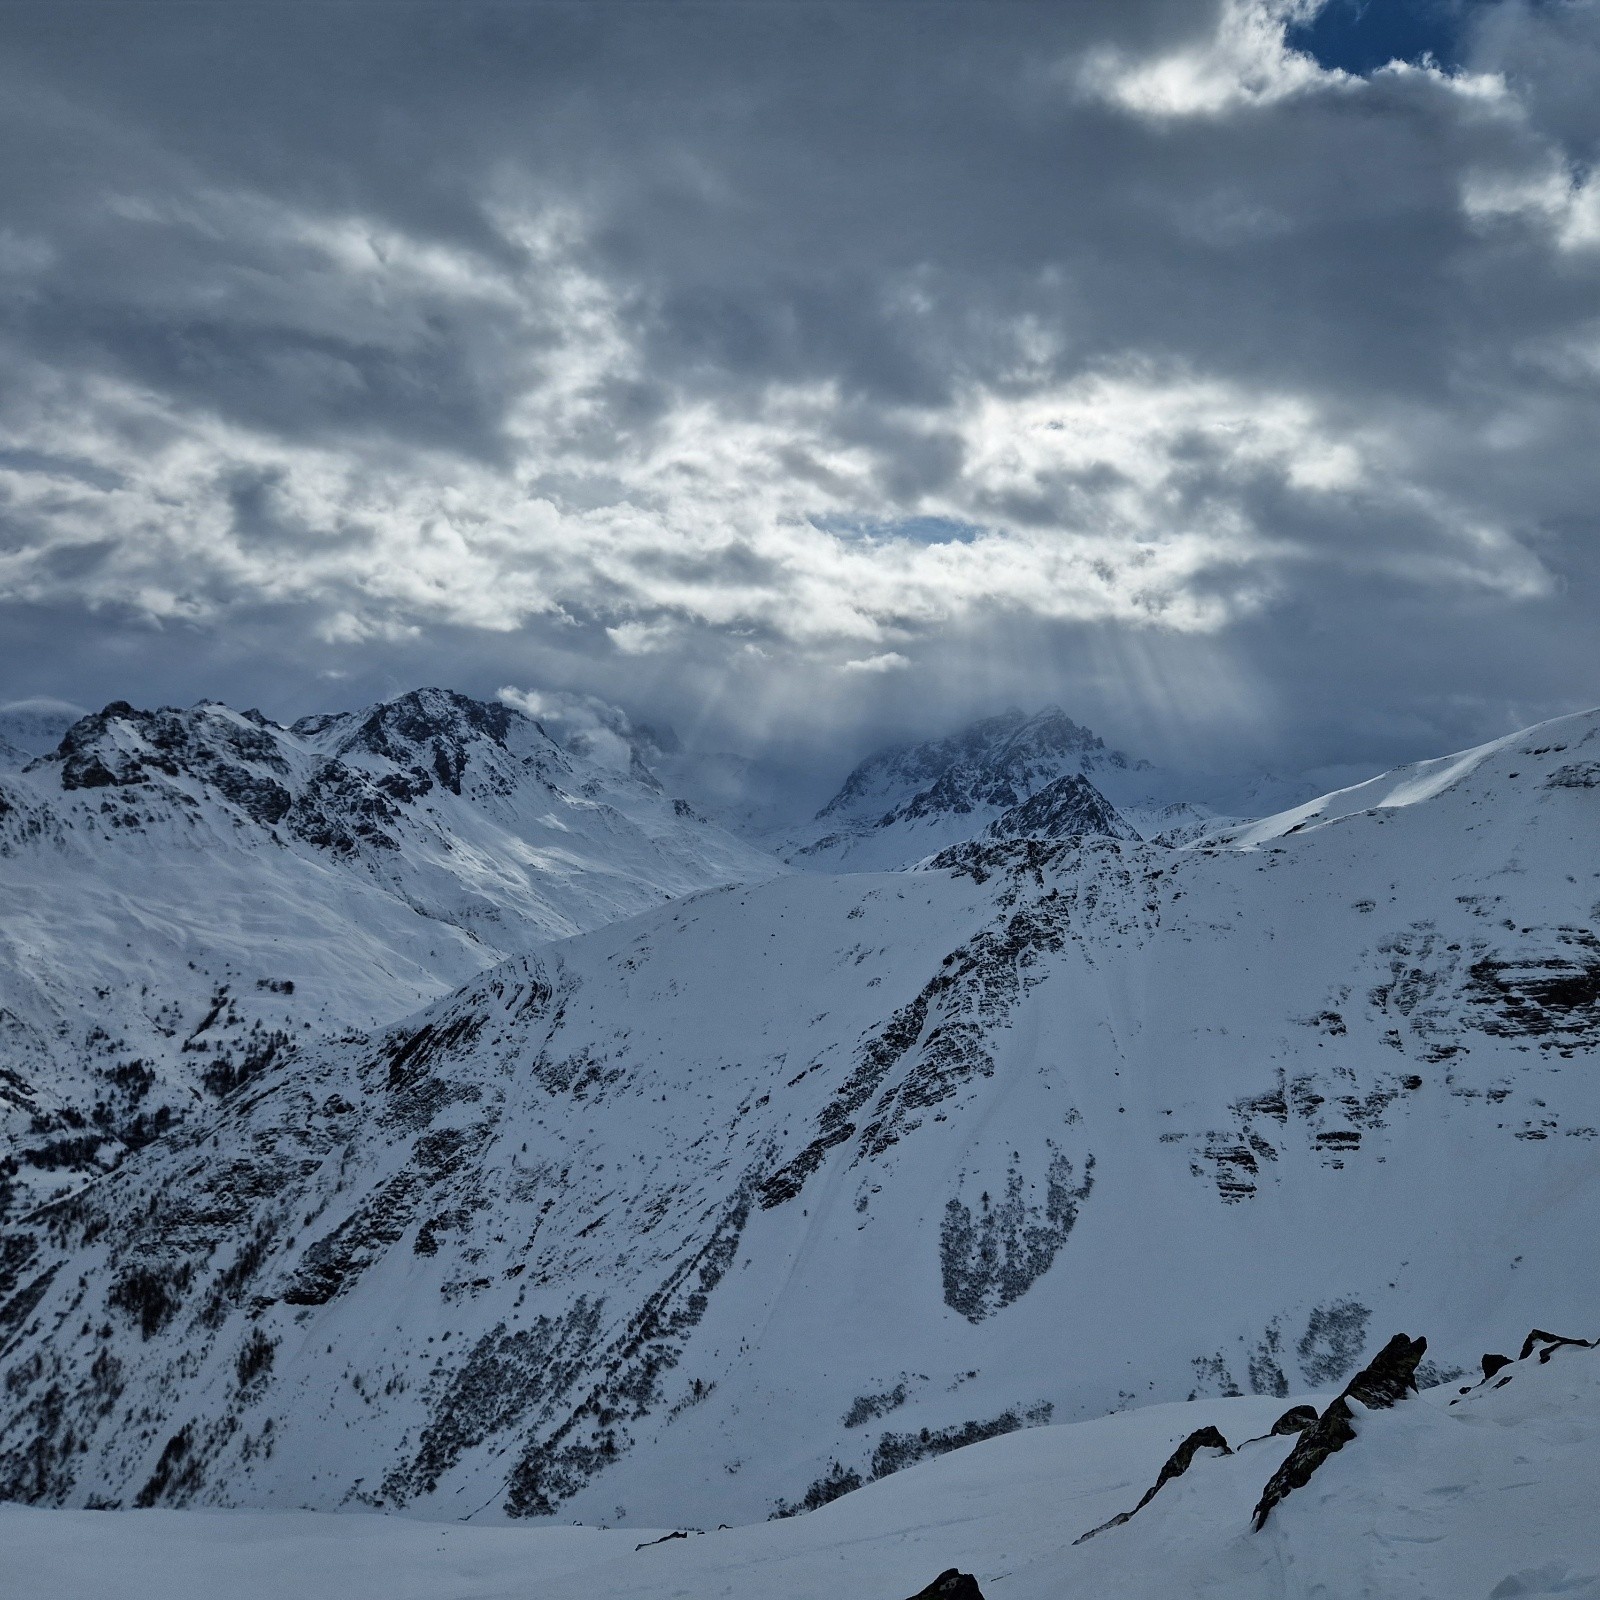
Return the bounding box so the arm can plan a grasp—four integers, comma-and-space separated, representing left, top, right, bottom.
1, 0, 1598, 785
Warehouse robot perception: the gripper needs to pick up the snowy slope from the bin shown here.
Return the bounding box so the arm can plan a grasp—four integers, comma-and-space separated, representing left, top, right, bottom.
4, 1338, 1597, 1600
1, 704, 1595, 1527
0, 689, 782, 1218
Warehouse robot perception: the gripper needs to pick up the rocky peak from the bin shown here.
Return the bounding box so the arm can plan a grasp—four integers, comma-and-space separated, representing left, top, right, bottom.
817, 707, 1140, 826
295, 689, 530, 797
985, 774, 1139, 843
40, 700, 290, 801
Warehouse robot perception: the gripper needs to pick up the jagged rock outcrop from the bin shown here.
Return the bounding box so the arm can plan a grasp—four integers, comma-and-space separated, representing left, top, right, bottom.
1251, 1333, 1426, 1530
1518, 1328, 1596, 1363
1074, 1424, 1232, 1542
1452, 1328, 1597, 1404
904, 1570, 987, 1600
1268, 1404, 1318, 1436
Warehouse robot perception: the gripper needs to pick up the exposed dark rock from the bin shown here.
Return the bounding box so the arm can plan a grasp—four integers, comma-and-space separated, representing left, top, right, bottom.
1465, 932, 1600, 1050
1251, 1332, 1426, 1530
984, 774, 1138, 843
758, 1118, 855, 1209
635, 1529, 694, 1551
1075, 1425, 1232, 1542
281, 1173, 423, 1306
1482, 1352, 1512, 1381
903, 1570, 987, 1600
1269, 1404, 1318, 1436
1518, 1328, 1597, 1363
1546, 761, 1600, 788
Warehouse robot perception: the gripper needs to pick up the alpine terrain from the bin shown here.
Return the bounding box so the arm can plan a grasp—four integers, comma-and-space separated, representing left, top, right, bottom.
0, 689, 782, 1219
775, 707, 1334, 870
6, 1331, 1597, 1600
1, 702, 1596, 1551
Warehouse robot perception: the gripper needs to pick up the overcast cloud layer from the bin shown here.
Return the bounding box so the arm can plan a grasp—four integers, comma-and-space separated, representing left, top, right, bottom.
1, 0, 1598, 781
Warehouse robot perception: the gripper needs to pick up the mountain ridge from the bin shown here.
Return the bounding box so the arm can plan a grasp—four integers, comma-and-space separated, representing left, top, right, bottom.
0, 687, 783, 1220
2, 705, 1595, 1526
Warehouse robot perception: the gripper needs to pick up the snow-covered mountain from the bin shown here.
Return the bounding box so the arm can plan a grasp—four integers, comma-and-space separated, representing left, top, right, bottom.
7, 1334, 1594, 1600
0, 700, 84, 768
773, 707, 1331, 869
2, 705, 1595, 1527
0, 688, 782, 1218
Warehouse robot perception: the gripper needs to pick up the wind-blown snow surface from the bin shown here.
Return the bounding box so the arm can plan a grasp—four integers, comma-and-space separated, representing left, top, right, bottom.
0, 689, 781, 1218
1, 706, 1597, 1529
5, 1342, 1598, 1599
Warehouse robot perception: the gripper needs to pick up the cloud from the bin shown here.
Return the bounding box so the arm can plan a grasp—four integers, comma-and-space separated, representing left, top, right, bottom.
0, 0, 1596, 786
498, 684, 643, 770
839, 652, 911, 675
1077, 0, 1344, 118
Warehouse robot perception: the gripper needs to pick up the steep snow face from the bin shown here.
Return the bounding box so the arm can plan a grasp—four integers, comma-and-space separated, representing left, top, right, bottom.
2, 706, 1595, 1528
4, 1334, 1596, 1600
0, 689, 782, 1219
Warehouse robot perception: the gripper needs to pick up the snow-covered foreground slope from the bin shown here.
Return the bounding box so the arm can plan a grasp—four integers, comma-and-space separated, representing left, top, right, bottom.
5, 1340, 1597, 1600
0, 689, 781, 1217
1, 706, 1596, 1527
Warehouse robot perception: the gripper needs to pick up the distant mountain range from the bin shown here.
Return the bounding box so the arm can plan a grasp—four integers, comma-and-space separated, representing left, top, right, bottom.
2, 690, 1310, 1220
0, 688, 779, 1218
772, 707, 1332, 869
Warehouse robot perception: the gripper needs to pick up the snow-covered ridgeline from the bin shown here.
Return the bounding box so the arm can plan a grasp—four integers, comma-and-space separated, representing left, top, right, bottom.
773, 706, 1343, 869
0, 688, 783, 1218
1, 706, 1595, 1528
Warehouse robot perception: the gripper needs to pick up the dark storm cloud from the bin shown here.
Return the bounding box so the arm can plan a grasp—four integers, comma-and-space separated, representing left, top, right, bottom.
0, 0, 1597, 788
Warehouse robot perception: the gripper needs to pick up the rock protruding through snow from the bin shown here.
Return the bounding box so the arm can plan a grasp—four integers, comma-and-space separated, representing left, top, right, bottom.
1074, 1425, 1233, 1542
902, 1569, 988, 1600
1251, 1332, 1426, 1530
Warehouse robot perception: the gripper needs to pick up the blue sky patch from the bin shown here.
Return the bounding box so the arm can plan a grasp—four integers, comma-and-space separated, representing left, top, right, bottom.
1286, 0, 1487, 76
812, 515, 986, 547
